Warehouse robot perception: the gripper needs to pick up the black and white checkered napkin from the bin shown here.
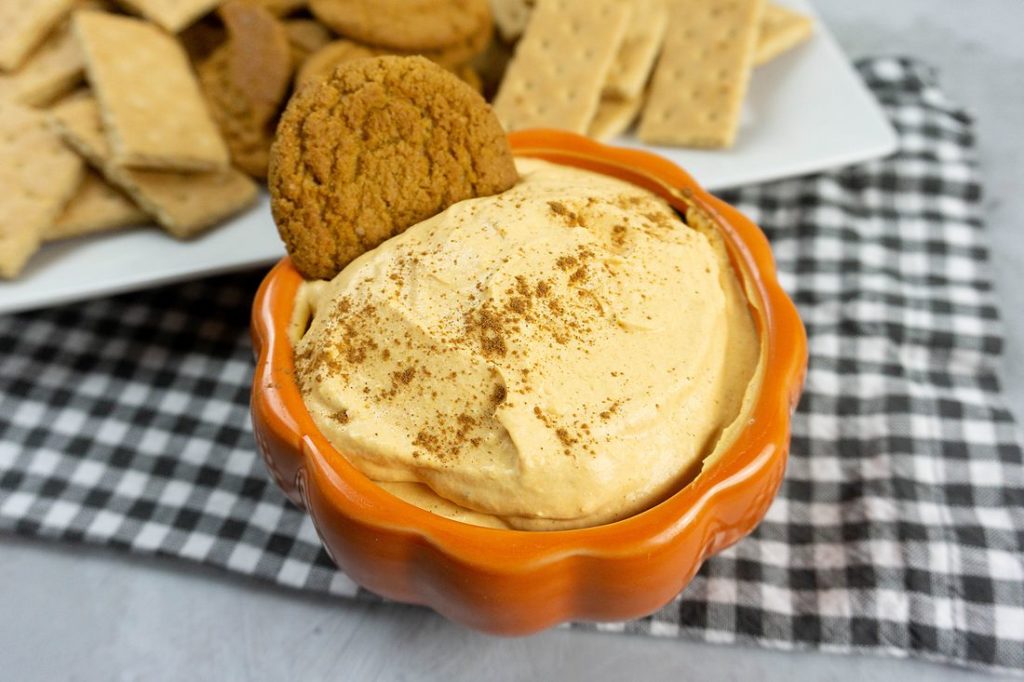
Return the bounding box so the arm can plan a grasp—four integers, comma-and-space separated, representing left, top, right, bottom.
1, 58, 1022, 673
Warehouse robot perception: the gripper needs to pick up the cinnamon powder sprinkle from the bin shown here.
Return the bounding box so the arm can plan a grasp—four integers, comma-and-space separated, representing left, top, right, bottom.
555, 255, 577, 271
547, 201, 587, 227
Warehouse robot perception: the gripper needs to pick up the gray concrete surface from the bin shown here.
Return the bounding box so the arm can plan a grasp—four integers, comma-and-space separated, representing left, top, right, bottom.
1, 1, 1022, 680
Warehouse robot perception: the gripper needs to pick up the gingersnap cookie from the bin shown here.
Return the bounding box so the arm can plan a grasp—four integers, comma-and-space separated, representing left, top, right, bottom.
416, 12, 491, 69
198, 0, 293, 178
199, 48, 271, 177
219, 0, 292, 124
308, 0, 490, 52
269, 55, 518, 280
284, 19, 333, 67
296, 38, 484, 92
295, 39, 382, 91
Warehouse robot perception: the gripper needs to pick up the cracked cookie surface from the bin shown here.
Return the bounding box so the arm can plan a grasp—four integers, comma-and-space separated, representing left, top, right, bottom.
269, 56, 518, 280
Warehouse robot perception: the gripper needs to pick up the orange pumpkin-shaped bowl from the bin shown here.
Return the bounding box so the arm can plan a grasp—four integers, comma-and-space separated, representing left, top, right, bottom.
250, 130, 808, 635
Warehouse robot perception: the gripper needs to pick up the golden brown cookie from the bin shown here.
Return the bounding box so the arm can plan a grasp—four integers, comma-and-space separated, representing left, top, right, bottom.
292, 15, 491, 76
198, 0, 292, 178
416, 13, 491, 69
308, 0, 490, 52
269, 56, 518, 280
295, 39, 381, 90
220, 0, 293, 123
297, 39, 484, 92
284, 18, 333, 67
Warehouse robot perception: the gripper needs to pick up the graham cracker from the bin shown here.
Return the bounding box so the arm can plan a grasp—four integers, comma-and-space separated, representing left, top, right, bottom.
47, 170, 147, 241
602, 0, 668, 99
638, 0, 765, 148
113, 0, 224, 33
588, 93, 644, 142
0, 0, 74, 71
50, 94, 258, 238
0, 20, 83, 107
74, 11, 230, 171
754, 3, 813, 66
491, 0, 534, 42
0, 102, 83, 278
493, 0, 631, 134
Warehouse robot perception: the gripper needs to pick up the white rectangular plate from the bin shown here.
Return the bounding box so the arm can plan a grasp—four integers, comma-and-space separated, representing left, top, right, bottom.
0, 0, 894, 316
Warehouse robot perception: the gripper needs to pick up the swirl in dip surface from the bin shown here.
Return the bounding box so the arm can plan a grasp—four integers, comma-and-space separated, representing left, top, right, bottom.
292, 158, 763, 530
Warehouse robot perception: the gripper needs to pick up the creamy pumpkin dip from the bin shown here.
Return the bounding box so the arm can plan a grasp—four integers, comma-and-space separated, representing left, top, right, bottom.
291, 158, 763, 530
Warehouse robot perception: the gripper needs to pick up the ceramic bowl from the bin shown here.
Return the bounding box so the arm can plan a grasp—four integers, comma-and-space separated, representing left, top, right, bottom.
250, 130, 807, 634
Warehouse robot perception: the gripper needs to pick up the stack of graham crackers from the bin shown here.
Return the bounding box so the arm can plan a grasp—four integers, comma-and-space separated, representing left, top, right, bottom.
0, 0, 503, 280
491, 0, 814, 147
0, 0, 265, 279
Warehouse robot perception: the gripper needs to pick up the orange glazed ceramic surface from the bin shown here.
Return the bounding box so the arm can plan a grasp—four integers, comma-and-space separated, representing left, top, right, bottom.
250, 130, 808, 635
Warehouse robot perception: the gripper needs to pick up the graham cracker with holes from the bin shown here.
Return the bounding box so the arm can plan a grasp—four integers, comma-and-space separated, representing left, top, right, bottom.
0, 20, 83, 107
75, 11, 230, 171
603, 0, 667, 100
639, 0, 765, 148
493, 0, 631, 134
47, 170, 147, 241
0, 101, 83, 278
589, 92, 644, 142
0, 0, 74, 71
754, 3, 812, 66
114, 0, 224, 32
50, 94, 257, 238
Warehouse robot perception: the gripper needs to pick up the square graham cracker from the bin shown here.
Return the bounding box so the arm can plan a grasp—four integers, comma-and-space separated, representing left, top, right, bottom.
74, 11, 230, 172
493, 0, 631, 134
754, 3, 813, 66
49, 94, 257, 238
0, 0, 74, 71
113, 0, 224, 33
602, 0, 668, 100
638, 0, 766, 148
47, 170, 148, 241
0, 20, 84, 107
0, 102, 84, 278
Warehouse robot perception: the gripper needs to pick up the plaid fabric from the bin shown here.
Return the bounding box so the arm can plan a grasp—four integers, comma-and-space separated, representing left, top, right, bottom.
1, 58, 1021, 673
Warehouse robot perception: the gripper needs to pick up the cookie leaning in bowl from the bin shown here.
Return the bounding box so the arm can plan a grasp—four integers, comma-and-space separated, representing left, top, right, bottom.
268, 55, 518, 280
